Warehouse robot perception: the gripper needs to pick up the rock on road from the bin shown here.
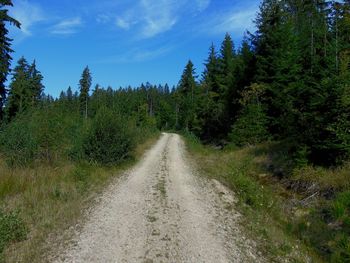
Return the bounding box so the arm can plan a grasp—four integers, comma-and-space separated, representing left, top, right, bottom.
54, 133, 263, 263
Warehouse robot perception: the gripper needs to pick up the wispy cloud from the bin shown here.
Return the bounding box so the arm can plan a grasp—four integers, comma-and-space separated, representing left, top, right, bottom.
104, 0, 209, 39
140, 0, 178, 38
203, 8, 257, 36
10, 0, 45, 36
195, 0, 211, 12
116, 17, 132, 30
133, 46, 173, 61
50, 17, 83, 35
97, 46, 173, 64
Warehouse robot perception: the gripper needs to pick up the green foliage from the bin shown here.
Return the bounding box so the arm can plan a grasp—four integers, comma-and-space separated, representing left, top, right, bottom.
0, 114, 38, 166
5, 58, 44, 121
177, 60, 200, 132
229, 103, 268, 146
0, 0, 20, 120
0, 209, 27, 260
229, 83, 269, 146
288, 189, 350, 262
0, 104, 83, 165
332, 191, 350, 221
79, 66, 92, 119
82, 107, 135, 165
293, 145, 310, 168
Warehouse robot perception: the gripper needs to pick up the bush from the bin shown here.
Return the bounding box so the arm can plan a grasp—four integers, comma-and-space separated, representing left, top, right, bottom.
0, 210, 27, 259
82, 108, 135, 165
229, 103, 269, 146
0, 107, 84, 165
0, 115, 38, 166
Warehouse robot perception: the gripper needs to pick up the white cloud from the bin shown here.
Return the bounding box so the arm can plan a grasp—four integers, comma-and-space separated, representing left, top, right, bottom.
97, 46, 173, 64
133, 46, 173, 61
110, 0, 184, 39
142, 16, 177, 38
9, 0, 45, 36
140, 0, 179, 38
95, 0, 212, 39
195, 0, 210, 12
116, 17, 131, 30
205, 8, 257, 36
51, 17, 83, 35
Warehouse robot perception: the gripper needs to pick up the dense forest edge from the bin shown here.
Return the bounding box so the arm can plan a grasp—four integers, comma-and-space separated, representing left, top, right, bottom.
1, 0, 350, 262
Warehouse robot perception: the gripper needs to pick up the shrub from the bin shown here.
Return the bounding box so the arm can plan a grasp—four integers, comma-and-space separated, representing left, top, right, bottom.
0, 210, 27, 259
229, 103, 269, 146
0, 115, 38, 166
82, 108, 135, 165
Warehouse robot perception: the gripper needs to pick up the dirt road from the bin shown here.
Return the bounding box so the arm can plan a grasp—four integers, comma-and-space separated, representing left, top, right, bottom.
55, 133, 263, 263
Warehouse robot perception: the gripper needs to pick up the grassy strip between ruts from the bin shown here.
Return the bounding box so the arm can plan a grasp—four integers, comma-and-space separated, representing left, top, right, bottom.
0, 133, 160, 263
183, 133, 324, 263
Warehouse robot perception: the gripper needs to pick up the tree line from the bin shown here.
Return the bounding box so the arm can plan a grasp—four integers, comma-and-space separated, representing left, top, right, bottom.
175, 0, 350, 166
1, 0, 349, 167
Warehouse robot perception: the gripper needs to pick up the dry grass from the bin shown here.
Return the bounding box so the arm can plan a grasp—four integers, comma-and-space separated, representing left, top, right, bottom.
292, 162, 350, 192
0, 134, 160, 263
184, 137, 321, 262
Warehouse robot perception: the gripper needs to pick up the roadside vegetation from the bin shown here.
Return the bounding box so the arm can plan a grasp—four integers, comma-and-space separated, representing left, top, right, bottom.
185, 134, 350, 262
0, 76, 163, 261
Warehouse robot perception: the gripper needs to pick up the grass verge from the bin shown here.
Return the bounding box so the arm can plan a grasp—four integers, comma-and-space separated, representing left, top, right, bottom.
183, 134, 323, 262
0, 133, 160, 263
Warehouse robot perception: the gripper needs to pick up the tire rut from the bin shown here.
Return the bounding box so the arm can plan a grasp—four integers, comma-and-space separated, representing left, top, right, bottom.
53, 133, 263, 263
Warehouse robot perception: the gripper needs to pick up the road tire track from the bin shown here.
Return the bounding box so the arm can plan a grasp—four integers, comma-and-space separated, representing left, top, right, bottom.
53, 133, 263, 263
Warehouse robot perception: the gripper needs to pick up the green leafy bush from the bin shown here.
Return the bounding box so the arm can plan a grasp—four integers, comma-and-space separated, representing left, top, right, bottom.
229, 103, 269, 146
82, 108, 135, 165
0, 210, 27, 259
0, 115, 38, 166
0, 107, 84, 165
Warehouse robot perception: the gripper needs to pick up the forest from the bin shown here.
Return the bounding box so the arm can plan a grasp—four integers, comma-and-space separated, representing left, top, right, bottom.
0, 0, 350, 262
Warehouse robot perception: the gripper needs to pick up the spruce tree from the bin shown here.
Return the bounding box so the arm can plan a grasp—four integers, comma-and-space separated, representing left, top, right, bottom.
28, 60, 44, 105
67, 86, 73, 101
79, 66, 92, 119
235, 37, 255, 90
218, 33, 237, 129
177, 60, 199, 132
200, 44, 223, 139
6, 57, 30, 120
0, 0, 20, 120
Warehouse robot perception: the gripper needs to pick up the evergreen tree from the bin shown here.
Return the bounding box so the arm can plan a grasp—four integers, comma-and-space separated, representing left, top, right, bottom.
235, 36, 255, 91
59, 91, 66, 101
177, 60, 199, 132
199, 44, 223, 140
6, 57, 44, 120
28, 60, 44, 104
79, 66, 92, 119
0, 0, 20, 120
6, 57, 30, 120
66, 86, 73, 101
218, 33, 237, 131
229, 84, 268, 146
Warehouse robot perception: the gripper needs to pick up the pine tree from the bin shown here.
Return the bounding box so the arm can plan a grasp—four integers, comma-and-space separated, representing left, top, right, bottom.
199, 44, 223, 140
177, 60, 199, 132
6, 57, 31, 120
79, 66, 92, 119
28, 60, 44, 104
218, 33, 237, 131
252, 0, 303, 136
0, 0, 20, 120
67, 86, 73, 101
235, 37, 255, 90
229, 84, 268, 146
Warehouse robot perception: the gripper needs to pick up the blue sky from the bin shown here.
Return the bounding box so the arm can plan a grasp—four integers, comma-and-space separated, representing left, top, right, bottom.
7, 0, 260, 97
